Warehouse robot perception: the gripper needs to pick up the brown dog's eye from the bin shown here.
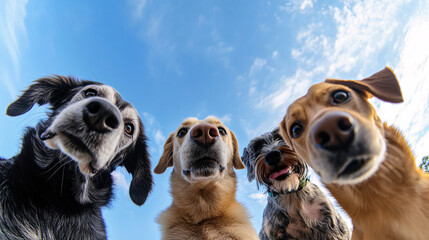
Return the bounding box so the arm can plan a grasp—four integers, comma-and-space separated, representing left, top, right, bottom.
332, 90, 350, 104
125, 123, 134, 135
177, 128, 188, 138
290, 123, 303, 138
84, 89, 97, 98
218, 127, 227, 136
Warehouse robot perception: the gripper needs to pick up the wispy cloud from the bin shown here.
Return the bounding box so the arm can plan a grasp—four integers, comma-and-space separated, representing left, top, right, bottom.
280, 0, 314, 12
249, 192, 267, 206
142, 112, 167, 155
0, 0, 28, 99
128, 0, 147, 20
112, 169, 130, 195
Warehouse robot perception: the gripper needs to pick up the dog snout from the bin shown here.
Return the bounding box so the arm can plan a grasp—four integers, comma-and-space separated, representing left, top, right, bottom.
190, 123, 219, 146
83, 98, 121, 133
311, 111, 355, 151
264, 150, 282, 166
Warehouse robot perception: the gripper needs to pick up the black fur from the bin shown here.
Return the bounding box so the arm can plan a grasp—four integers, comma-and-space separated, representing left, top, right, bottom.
0, 76, 153, 240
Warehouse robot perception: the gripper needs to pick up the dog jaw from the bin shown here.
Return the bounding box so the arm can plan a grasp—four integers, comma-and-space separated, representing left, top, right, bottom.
178, 131, 228, 183
40, 97, 125, 176
307, 110, 387, 185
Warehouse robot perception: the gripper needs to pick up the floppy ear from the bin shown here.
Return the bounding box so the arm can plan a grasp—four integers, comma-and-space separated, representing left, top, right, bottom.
230, 130, 245, 169
121, 125, 153, 206
6, 75, 84, 116
241, 147, 255, 181
279, 118, 293, 149
326, 67, 404, 103
154, 134, 174, 174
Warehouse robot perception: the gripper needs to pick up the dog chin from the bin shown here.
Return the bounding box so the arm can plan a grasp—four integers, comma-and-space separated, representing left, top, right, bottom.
270, 173, 300, 193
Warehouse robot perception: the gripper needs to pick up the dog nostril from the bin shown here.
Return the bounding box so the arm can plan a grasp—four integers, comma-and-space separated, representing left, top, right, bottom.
86, 101, 101, 114
338, 117, 353, 131
316, 132, 331, 146
105, 115, 119, 129
192, 129, 203, 139
209, 128, 219, 137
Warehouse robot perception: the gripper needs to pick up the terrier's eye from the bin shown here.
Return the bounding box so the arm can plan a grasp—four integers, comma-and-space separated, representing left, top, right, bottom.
177, 128, 188, 138
332, 90, 350, 104
218, 127, 227, 136
84, 89, 97, 98
290, 123, 304, 138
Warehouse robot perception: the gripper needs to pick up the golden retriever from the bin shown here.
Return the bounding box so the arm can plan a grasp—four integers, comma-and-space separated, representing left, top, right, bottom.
279, 67, 429, 240
154, 116, 258, 240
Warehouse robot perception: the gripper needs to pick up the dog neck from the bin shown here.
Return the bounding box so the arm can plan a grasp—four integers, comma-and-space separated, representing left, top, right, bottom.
325, 123, 427, 234
169, 166, 238, 223
267, 174, 310, 198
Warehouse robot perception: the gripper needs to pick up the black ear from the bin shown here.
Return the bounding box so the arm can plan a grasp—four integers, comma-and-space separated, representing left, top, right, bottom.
122, 123, 153, 206
6, 75, 83, 116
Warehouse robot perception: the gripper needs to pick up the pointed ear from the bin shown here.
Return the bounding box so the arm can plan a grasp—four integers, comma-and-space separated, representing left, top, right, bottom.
122, 124, 153, 206
154, 134, 174, 174
230, 130, 245, 169
326, 67, 404, 103
7, 75, 83, 116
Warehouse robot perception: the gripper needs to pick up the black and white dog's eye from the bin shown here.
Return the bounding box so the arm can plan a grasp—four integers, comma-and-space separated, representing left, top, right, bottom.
84, 89, 97, 98
290, 123, 304, 138
124, 123, 134, 135
332, 90, 350, 104
218, 127, 227, 136
177, 128, 188, 138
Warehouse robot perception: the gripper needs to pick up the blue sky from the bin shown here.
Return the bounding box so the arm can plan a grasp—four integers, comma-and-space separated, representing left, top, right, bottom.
1, 0, 429, 239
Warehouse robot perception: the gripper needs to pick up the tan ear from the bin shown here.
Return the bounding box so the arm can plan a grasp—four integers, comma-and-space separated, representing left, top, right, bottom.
230, 130, 245, 169
279, 118, 293, 149
154, 134, 174, 174
326, 67, 404, 103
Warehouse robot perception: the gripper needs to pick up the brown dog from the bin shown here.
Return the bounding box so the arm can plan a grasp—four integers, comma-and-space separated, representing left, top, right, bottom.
154, 116, 259, 240
279, 68, 429, 240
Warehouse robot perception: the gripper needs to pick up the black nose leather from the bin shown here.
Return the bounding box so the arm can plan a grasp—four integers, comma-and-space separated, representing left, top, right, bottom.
264, 150, 282, 165
83, 99, 121, 133
311, 111, 355, 151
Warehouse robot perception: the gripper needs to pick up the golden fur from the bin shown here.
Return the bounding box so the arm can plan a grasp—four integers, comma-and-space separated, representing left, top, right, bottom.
279, 68, 429, 239
154, 116, 258, 240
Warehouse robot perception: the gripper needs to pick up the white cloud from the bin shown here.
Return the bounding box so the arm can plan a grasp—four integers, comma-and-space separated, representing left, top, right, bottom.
219, 114, 232, 125
129, 0, 147, 19
112, 170, 130, 195
280, 0, 314, 12
272, 50, 278, 58
372, 11, 429, 160
0, 0, 28, 99
249, 58, 267, 77
142, 112, 167, 155
249, 192, 267, 206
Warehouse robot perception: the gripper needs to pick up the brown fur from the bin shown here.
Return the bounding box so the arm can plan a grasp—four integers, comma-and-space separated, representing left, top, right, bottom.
154, 116, 258, 240
279, 68, 429, 239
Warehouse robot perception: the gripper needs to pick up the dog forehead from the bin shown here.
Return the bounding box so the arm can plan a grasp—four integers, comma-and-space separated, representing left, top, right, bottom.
179, 116, 225, 128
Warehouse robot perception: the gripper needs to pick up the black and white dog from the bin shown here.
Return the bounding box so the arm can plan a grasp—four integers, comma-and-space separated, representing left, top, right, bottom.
0, 76, 153, 240
242, 129, 350, 240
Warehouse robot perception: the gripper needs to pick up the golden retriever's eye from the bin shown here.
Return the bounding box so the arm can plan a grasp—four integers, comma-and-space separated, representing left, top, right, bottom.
84, 89, 97, 98
124, 123, 134, 135
332, 90, 350, 104
218, 127, 227, 136
177, 128, 188, 138
290, 123, 304, 138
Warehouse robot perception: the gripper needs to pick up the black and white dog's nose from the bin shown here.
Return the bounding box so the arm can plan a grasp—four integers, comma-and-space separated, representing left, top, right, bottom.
264, 150, 282, 165
83, 98, 121, 133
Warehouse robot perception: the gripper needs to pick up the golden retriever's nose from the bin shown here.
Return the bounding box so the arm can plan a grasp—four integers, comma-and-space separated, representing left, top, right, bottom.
311, 111, 355, 151
191, 123, 219, 145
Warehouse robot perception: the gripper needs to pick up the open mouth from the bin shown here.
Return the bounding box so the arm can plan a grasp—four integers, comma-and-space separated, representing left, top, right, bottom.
269, 166, 293, 181
338, 157, 369, 178
183, 158, 225, 178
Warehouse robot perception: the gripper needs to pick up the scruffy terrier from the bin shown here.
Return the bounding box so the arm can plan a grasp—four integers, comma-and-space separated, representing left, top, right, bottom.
242, 129, 350, 240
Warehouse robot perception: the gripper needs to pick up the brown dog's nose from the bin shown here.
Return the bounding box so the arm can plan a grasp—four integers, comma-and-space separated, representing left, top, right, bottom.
190, 123, 219, 146
311, 111, 355, 151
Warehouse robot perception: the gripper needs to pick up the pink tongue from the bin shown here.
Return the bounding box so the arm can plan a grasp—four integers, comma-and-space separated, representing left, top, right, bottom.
269, 167, 290, 180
